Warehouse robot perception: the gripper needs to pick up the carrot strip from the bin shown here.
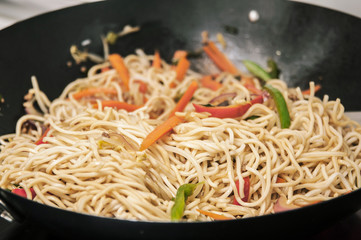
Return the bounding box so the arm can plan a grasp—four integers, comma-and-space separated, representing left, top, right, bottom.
72, 88, 118, 100
203, 46, 229, 73
208, 41, 239, 74
134, 80, 148, 94
200, 75, 222, 91
152, 50, 162, 69
169, 82, 177, 88
93, 100, 143, 112
301, 84, 321, 95
196, 209, 232, 220
169, 81, 198, 118
35, 128, 50, 145
203, 41, 239, 75
173, 50, 188, 61
175, 56, 190, 81
276, 177, 286, 183
139, 115, 184, 151
109, 54, 130, 91
101, 67, 110, 72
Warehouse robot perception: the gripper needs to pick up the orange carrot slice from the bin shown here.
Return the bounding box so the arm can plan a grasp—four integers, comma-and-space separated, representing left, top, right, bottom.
203, 41, 239, 75
101, 67, 110, 72
109, 54, 130, 91
200, 75, 222, 91
169, 81, 198, 118
301, 84, 321, 95
196, 209, 232, 220
152, 50, 162, 69
93, 100, 143, 112
139, 115, 184, 151
173, 50, 188, 61
72, 88, 118, 100
175, 56, 190, 81
276, 177, 286, 183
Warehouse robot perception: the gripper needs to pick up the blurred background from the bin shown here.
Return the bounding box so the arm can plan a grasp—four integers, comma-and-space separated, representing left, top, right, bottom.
0, 0, 360, 30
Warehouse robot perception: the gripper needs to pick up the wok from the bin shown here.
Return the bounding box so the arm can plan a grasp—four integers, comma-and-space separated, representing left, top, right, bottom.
0, 0, 361, 239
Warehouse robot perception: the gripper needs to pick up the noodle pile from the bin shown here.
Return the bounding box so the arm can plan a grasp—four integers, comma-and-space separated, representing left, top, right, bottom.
1, 49, 361, 221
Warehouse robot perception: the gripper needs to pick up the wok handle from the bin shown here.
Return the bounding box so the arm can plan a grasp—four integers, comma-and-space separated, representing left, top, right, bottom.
0, 199, 15, 222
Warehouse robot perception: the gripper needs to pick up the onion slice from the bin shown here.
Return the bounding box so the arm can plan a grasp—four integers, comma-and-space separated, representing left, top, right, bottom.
273, 195, 299, 213
209, 92, 237, 106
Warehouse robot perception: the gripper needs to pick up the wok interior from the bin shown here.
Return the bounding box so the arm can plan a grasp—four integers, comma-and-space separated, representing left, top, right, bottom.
0, 0, 361, 239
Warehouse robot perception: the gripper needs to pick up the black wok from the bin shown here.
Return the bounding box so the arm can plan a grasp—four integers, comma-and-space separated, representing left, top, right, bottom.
0, 0, 361, 239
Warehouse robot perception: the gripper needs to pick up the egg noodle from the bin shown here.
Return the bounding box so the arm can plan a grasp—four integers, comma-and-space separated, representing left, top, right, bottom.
0, 49, 360, 221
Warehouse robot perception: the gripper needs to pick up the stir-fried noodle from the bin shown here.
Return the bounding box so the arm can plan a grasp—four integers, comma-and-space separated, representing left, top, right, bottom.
1, 49, 360, 221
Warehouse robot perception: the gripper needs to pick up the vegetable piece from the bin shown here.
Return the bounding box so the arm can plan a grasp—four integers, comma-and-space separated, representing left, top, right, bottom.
267, 58, 281, 79
169, 81, 198, 118
263, 84, 290, 128
35, 127, 50, 145
200, 75, 222, 91
152, 50, 162, 69
11, 188, 36, 199
108, 54, 130, 91
172, 50, 188, 62
203, 41, 239, 74
101, 67, 110, 72
175, 56, 190, 81
242, 60, 271, 81
244, 84, 263, 96
241, 76, 263, 95
134, 80, 148, 94
301, 84, 322, 95
276, 177, 286, 183
139, 115, 184, 151
209, 92, 237, 106
193, 95, 263, 118
171, 183, 202, 221
233, 176, 250, 205
72, 88, 118, 100
216, 33, 227, 49
93, 100, 143, 112
106, 31, 118, 45
196, 209, 232, 220
273, 195, 299, 213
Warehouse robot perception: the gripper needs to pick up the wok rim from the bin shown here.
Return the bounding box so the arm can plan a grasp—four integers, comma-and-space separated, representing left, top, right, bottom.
0, 0, 360, 236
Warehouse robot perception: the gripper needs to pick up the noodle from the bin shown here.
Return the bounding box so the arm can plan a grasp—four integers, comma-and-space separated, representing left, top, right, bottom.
1, 48, 361, 222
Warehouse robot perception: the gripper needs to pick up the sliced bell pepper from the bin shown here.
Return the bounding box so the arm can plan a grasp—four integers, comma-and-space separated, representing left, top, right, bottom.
233, 176, 250, 205
35, 127, 50, 145
11, 188, 36, 199
171, 182, 203, 221
193, 95, 263, 118
242, 60, 271, 82
267, 58, 281, 79
263, 84, 290, 128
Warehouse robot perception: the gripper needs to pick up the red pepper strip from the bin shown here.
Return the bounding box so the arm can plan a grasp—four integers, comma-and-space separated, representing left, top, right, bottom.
35, 128, 50, 145
244, 83, 263, 96
11, 188, 36, 199
134, 80, 148, 94
233, 176, 250, 205
193, 95, 263, 118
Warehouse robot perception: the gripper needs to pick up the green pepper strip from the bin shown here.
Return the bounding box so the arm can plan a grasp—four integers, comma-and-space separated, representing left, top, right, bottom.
171, 182, 203, 221
242, 60, 271, 82
267, 58, 281, 79
263, 84, 290, 128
